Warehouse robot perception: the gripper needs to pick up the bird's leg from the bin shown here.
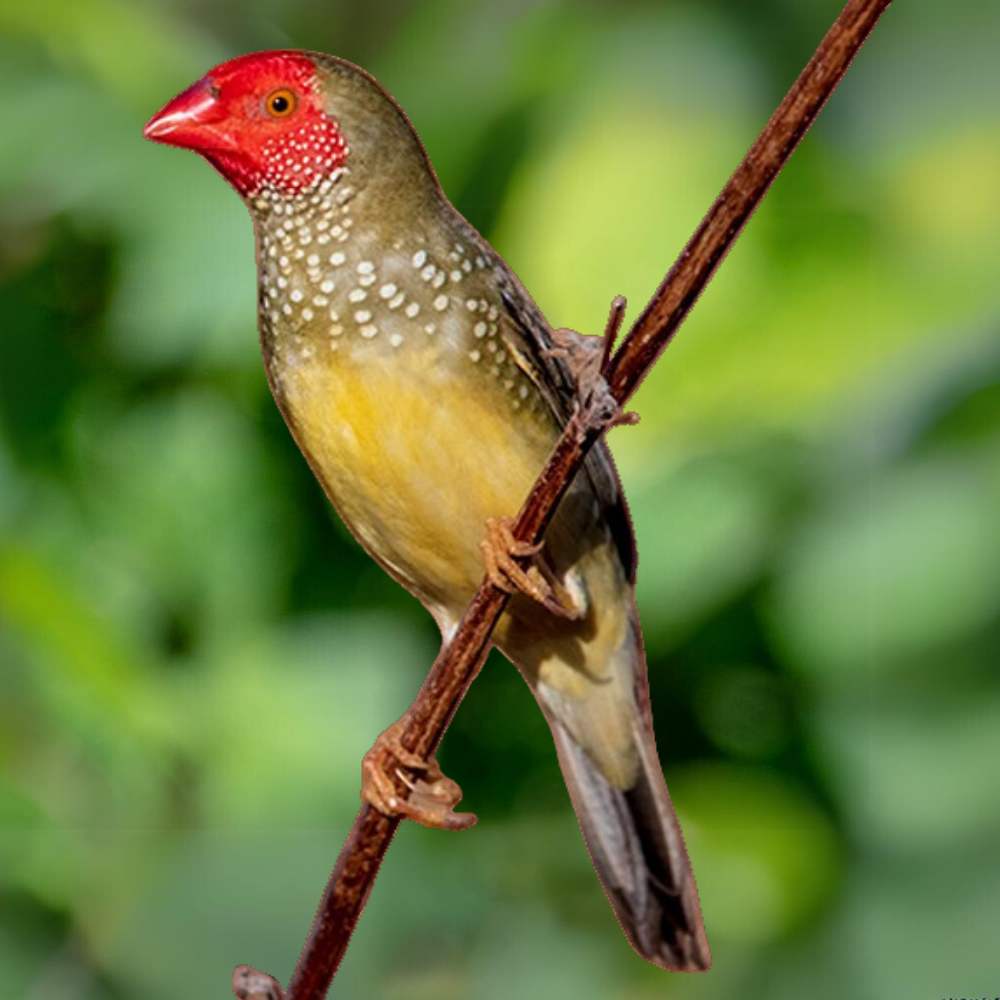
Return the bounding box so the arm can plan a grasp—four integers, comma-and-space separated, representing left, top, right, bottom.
361, 719, 477, 831
480, 516, 583, 620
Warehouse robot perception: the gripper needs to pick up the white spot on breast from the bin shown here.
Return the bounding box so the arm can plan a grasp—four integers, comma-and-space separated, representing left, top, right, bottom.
405, 302, 420, 318
379, 283, 397, 299
360, 324, 378, 339
355, 309, 372, 323
348, 288, 367, 303
390, 333, 404, 348
433, 295, 449, 311
412, 249, 427, 268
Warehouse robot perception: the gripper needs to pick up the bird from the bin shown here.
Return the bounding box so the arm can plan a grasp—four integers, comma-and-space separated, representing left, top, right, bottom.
144, 50, 710, 972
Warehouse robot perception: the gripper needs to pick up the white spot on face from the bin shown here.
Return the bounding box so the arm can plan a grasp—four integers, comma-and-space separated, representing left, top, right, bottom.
433, 295, 449, 311
379, 283, 397, 299
302, 307, 314, 321
355, 309, 372, 323
389, 292, 406, 310
357, 260, 375, 275
469, 350, 481, 363
320, 279, 335, 294
330, 252, 346, 266
424, 323, 436, 334
290, 289, 304, 303
307, 254, 320, 267
421, 264, 436, 282
405, 302, 420, 318
466, 299, 478, 311
348, 288, 367, 303
474, 322, 487, 338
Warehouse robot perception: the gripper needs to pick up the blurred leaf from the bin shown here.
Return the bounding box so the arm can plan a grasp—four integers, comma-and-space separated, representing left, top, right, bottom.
0, 0, 218, 108
768, 451, 1000, 680
629, 452, 781, 647
814, 694, 1000, 854
195, 612, 438, 827
674, 762, 842, 946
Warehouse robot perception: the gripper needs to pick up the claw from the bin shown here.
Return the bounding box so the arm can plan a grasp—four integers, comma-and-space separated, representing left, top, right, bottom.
481, 516, 582, 620
362, 720, 476, 831
548, 298, 638, 436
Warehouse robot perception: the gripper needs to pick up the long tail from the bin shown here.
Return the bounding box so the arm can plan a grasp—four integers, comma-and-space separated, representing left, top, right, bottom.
550, 718, 711, 971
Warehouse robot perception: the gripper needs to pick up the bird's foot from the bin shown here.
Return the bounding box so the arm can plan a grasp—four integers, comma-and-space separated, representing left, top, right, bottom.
362, 719, 476, 831
552, 297, 639, 436
480, 516, 583, 619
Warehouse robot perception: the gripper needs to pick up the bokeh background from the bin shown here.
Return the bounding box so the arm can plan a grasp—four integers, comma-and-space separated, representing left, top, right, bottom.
2, 0, 999, 997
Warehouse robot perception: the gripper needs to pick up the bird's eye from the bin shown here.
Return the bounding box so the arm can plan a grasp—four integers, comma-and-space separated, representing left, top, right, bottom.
266, 89, 297, 119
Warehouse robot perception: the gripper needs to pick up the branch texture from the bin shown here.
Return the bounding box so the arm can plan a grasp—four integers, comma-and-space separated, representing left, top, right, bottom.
241, 0, 893, 996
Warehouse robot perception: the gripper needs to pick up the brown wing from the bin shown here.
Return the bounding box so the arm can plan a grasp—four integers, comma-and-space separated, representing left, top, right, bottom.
491, 266, 638, 584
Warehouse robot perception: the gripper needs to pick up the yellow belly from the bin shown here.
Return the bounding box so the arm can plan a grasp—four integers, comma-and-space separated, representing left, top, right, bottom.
277, 346, 557, 617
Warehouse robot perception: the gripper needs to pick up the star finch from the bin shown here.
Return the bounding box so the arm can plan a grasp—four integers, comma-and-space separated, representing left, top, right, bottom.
144, 50, 709, 971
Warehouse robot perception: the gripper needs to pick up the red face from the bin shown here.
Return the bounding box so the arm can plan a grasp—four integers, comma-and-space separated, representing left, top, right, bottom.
143, 51, 348, 199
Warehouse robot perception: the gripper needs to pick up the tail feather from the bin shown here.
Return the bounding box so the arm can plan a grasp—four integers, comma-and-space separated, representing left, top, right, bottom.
551, 722, 711, 972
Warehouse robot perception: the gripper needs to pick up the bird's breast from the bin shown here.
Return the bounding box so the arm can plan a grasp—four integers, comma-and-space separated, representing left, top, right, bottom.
268, 335, 559, 617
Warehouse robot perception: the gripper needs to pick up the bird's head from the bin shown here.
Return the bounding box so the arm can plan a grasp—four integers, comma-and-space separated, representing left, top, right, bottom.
143, 51, 351, 200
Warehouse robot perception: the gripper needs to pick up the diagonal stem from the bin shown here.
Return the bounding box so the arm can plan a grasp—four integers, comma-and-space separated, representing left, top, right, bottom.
239, 0, 894, 996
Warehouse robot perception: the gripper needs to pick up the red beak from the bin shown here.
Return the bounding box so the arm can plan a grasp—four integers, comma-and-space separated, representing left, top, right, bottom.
143, 79, 238, 153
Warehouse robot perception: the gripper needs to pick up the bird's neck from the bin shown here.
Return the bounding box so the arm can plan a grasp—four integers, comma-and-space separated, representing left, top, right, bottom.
250, 166, 357, 242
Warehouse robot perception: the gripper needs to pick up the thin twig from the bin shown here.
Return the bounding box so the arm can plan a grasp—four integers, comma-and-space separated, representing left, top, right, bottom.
238, 0, 893, 996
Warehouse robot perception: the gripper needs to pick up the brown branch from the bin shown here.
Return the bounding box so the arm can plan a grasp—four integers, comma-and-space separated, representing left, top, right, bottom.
237, 0, 893, 996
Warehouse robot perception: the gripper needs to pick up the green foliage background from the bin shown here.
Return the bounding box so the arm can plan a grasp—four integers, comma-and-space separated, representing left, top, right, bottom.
2, 0, 999, 997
